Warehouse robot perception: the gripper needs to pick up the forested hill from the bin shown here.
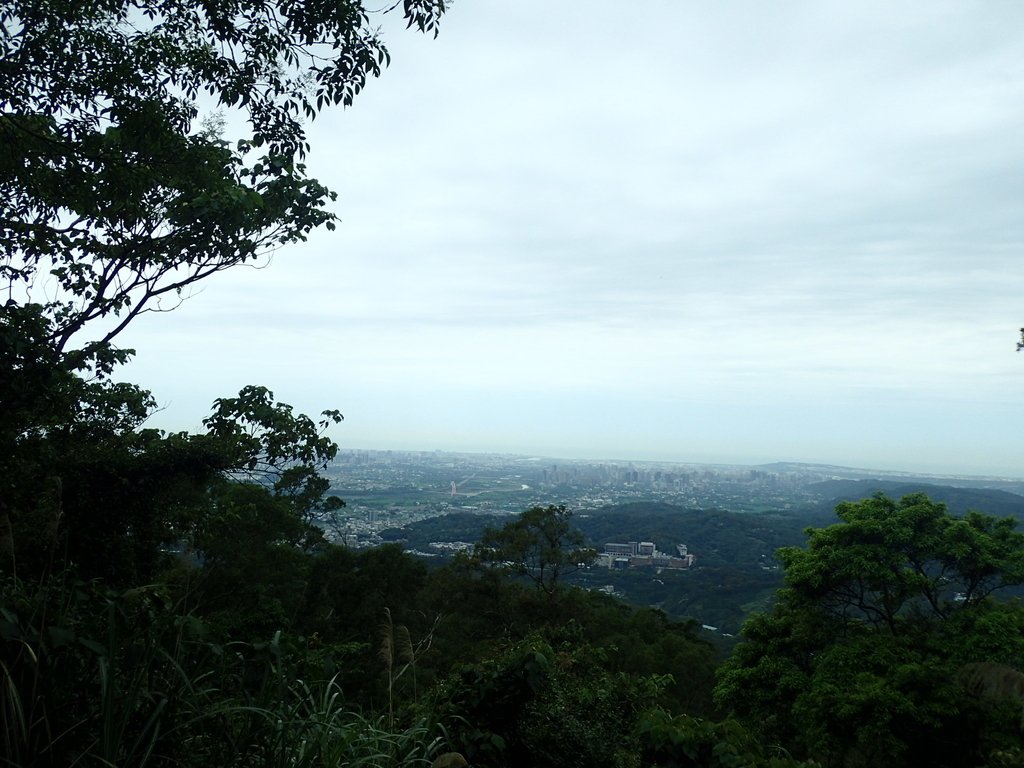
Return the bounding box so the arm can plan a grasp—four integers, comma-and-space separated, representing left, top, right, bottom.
384, 490, 1024, 568
381, 495, 1024, 633
383, 503, 812, 567
383, 502, 815, 633
380, 511, 493, 549
575, 502, 809, 569
808, 480, 1024, 520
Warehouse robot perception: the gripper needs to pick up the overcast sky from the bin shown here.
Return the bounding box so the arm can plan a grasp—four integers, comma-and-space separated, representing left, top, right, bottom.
121, 0, 1024, 476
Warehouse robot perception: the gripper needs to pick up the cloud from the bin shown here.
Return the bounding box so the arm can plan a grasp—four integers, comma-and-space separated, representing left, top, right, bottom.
122, 0, 1024, 475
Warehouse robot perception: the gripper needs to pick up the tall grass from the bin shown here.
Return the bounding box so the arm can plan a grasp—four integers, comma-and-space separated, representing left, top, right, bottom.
246, 676, 446, 768
0, 578, 451, 767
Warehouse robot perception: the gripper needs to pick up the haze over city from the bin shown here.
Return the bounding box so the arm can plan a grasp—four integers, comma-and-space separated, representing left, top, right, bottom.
119, 1, 1024, 477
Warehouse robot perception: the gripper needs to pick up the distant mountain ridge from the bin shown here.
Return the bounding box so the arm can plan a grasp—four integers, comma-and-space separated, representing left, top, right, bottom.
758, 460, 1021, 482
809, 479, 1024, 519
756, 461, 864, 473
756, 461, 1024, 497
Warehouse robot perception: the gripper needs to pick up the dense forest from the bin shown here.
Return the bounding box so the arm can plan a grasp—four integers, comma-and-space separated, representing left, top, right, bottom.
384, 502, 811, 634
4, 1, 1024, 766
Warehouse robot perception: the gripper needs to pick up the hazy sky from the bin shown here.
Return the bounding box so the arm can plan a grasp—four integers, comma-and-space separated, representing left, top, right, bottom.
121, 1, 1024, 476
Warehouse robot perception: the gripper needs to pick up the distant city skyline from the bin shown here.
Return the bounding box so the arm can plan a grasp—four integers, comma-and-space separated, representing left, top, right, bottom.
330, 445, 1024, 482
122, 1, 1024, 480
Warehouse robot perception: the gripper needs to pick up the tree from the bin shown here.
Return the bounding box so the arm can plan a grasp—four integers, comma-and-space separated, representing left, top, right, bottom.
0, 4, 466, 760
478, 505, 595, 598
715, 493, 1024, 767
1, 0, 447, 356
3, 382, 346, 584
636, 709, 818, 768
202, 385, 345, 532
0, 0, 447, 511
0, 0, 447, 581
187, 480, 317, 636
436, 634, 658, 768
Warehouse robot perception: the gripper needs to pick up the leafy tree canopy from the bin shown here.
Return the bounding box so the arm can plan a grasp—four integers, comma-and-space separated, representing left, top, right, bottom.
1, 0, 447, 357
0, 0, 447, 582
716, 493, 1024, 767
478, 505, 596, 598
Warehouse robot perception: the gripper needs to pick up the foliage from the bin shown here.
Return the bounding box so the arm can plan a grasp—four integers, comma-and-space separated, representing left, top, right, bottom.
203, 386, 341, 479
383, 502, 811, 634
808, 479, 1024, 521
0, 8, 764, 763
636, 709, 818, 768
2, 415, 229, 584
0, 1, 508, 764
294, 544, 431, 705
222, 671, 449, 768
0, 575, 213, 767
585, 603, 719, 715
715, 493, 1024, 767
576, 502, 810, 633
579, 502, 810, 570
1, 0, 447, 356
379, 512, 493, 548
1, 382, 348, 586
202, 384, 345, 531
435, 634, 658, 768
777, 492, 1024, 624
0, 575, 451, 767
418, 551, 520, 662
0, 0, 443, 586
185, 481, 318, 637
477, 505, 596, 597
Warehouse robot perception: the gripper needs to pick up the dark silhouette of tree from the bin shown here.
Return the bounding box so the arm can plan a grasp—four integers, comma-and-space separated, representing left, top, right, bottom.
478, 505, 596, 597
0, 0, 448, 581
1, 0, 447, 355
716, 493, 1024, 767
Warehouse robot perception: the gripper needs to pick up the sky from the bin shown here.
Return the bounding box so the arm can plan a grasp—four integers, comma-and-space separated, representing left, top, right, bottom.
120, 0, 1024, 477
